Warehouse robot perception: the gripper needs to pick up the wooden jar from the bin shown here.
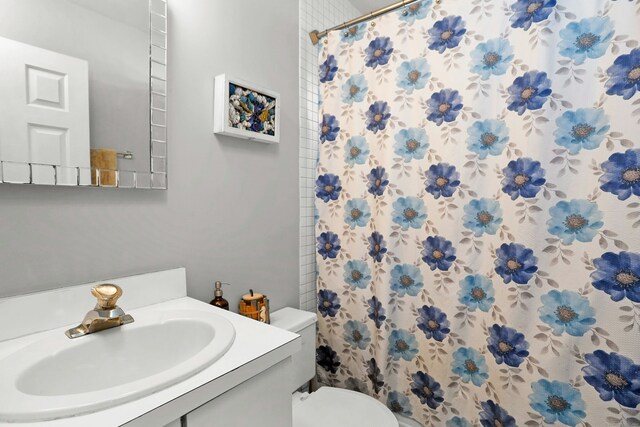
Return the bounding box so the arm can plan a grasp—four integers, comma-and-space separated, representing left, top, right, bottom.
238, 290, 270, 324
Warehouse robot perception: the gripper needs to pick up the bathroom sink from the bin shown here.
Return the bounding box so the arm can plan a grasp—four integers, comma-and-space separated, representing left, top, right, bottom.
0, 307, 235, 422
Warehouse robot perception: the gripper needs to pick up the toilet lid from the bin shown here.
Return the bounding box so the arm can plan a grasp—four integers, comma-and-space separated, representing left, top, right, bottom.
293, 387, 399, 427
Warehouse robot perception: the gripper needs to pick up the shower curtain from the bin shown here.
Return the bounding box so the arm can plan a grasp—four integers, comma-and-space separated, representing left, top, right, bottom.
315, 0, 640, 425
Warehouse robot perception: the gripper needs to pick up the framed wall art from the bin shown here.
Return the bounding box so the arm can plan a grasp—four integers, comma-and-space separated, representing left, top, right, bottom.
214, 74, 280, 144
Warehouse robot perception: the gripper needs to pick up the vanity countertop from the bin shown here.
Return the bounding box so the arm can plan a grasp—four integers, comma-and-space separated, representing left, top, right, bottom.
0, 269, 300, 427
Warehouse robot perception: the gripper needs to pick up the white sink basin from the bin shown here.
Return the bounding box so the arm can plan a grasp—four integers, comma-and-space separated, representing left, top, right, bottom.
0, 308, 235, 422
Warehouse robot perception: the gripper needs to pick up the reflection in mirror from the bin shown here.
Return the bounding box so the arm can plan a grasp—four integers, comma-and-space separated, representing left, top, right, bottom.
0, 0, 167, 189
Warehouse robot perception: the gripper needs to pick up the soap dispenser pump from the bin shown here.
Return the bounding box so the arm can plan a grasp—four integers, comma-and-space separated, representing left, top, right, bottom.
210, 281, 230, 310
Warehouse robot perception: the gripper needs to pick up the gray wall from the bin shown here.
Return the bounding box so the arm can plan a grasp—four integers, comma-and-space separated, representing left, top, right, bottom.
0, 0, 300, 311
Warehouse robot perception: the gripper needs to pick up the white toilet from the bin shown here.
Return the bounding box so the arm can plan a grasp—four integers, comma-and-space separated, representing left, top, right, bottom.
270, 307, 399, 427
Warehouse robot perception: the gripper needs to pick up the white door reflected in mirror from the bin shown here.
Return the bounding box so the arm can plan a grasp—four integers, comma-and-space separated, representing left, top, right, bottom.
0, 36, 90, 185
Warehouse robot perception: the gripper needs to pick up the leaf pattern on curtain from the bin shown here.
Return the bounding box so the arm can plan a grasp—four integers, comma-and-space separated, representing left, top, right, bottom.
315, 0, 640, 426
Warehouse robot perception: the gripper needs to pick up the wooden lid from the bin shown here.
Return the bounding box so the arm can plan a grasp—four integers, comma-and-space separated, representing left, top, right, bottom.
241, 289, 264, 302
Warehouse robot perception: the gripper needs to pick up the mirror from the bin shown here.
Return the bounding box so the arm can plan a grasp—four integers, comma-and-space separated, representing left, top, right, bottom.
0, 0, 167, 189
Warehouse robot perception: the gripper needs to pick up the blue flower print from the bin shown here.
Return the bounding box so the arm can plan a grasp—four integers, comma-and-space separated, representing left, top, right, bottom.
452, 347, 490, 387
592, 251, 640, 303
390, 264, 424, 297
366, 101, 391, 133
316, 345, 341, 374
458, 275, 495, 312
343, 260, 372, 290
398, 0, 431, 24
367, 358, 384, 393
470, 38, 514, 80
343, 198, 370, 228
410, 371, 444, 409
344, 198, 371, 229
396, 58, 431, 94
425, 163, 461, 198
547, 199, 604, 244
446, 417, 472, 427
422, 236, 457, 271
428, 16, 466, 54
582, 350, 640, 408
388, 329, 419, 361
417, 305, 450, 342
495, 243, 539, 285
341, 22, 367, 44
317, 231, 341, 260
318, 289, 341, 318
394, 128, 429, 162
600, 149, 640, 200
319, 55, 338, 84
365, 37, 394, 69
367, 296, 387, 329
320, 114, 340, 143
502, 158, 546, 200
368, 231, 388, 262
344, 136, 370, 166
343, 320, 371, 350
341, 74, 368, 105
510, 0, 556, 31
479, 400, 516, 427
529, 380, 587, 427
368, 231, 387, 262
539, 290, 596, 337
606, 48, 640, 99
427, 89, 463, 125
467, 119, 509, 159
315, 174, 342, 202
387, 391, 413, 417
507, 71, 552, 115
554, 108, 610, 154
444, 416, 473, 427
487, 324, 530, 367
392, 197, 427, 230
559, 17, 614, 65
367, 166, 389, 197
463, 198, 503, 237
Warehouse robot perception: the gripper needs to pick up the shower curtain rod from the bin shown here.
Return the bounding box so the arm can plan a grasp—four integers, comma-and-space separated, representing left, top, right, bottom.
309, 0, 441, 45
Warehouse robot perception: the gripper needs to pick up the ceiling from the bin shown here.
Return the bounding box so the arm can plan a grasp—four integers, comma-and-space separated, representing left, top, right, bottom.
348, 0, 397, 15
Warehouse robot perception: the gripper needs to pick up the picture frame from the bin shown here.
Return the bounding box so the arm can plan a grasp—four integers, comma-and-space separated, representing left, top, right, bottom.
213, 74, 280, 144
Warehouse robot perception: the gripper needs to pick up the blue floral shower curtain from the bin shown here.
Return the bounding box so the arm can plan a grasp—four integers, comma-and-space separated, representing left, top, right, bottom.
314, 0, 640, 425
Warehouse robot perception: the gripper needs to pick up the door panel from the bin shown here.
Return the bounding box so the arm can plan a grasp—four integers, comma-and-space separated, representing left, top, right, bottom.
0, 36, 89, 185
27, 66, 67, 110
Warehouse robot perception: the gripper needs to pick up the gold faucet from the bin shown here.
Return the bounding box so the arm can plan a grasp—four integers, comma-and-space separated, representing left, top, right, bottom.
65, 284, 134, 339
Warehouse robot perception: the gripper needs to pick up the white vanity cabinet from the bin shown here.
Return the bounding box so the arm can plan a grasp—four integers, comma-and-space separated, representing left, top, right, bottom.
186, 359, 292, 427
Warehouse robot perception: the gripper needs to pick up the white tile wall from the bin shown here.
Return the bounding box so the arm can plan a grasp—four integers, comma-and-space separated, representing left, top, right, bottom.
299, 0, 360, 311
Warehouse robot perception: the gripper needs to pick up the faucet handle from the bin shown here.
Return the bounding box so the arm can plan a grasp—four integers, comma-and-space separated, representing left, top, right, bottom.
91, 284, 123, 310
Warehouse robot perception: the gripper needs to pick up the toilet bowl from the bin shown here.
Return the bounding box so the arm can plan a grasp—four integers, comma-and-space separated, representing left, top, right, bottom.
270, 308, 399, 427
292, 387, 398, 427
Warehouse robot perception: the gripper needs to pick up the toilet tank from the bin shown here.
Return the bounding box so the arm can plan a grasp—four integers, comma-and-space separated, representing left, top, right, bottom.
270, 307, 317, 392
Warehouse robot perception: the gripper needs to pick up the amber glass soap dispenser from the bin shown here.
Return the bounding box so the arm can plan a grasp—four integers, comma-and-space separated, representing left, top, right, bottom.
210, 281, 229, 310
